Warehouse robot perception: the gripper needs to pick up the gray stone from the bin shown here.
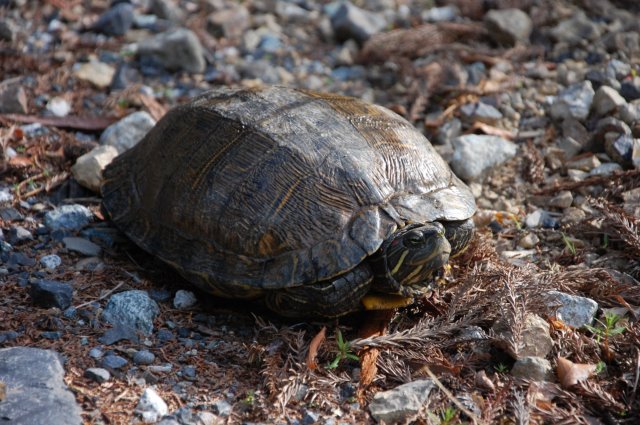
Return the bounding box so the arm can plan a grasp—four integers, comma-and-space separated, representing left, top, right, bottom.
44, 204, 93, 231
422, 6, 459, 23
0, 78, 28, 114
545, 291, 598, 328
589, 163, 623, 176
369, 379, 435, 423
302, 410, 320, 425
73, 61, 116, 88
434, 118, 461, 145
133, 350, 156, 365
550, 12, 601, 45
8, 226, 32, 244
138, 28, 206, 73
90, 2, 134, 36
549, 191, 573, 209
63, 237, 102, 257
460, 102, 503, 125
0, 187, 13, 204
550, 81, 595, 121
484, 8, 532, 46
206, 5, 250, 39
0, 18, 17, 41
518, 233, 539, 249
211, 399, 232, 416
101, 354, 128, 370
525, 209, 551, 229
330, 2, 386, 44
173, 290, 197, 310
557, 137, 583, 159
561, 118, 589, 146
511, 356, 553, 381
621, 77, 640, 101
150, 0, 184, 23
0, 347, 82, 425
451, 135, 517, 181
566, 155, 601, 172
605, 135, 637, 168
40, 254, 62, 270
102, 290, 160, 335
29, 279, 73, 309
100, 111, 156, 154
72, 145, 119, 192
592, 86, 627, 116
135, 387, 169, 423
493, 314, 553, 359
606, 59, 631, 81
619, 103, 640, 125
84, 367, 111, 383
99, 324, 139, 345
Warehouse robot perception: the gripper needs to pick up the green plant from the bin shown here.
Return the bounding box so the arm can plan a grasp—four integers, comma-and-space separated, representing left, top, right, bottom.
585, 312, 626, 361
326, 329, 359, 369
494, 363, 509, 373
561, 232, 576, 255
242, 390, 255, 406
440, 406, 458, 425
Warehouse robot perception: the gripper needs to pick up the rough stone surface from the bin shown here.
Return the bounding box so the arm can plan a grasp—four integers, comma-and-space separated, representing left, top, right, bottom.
330, 2, 386, 44
592, 85, 627, 116
173, 290, 198, 310
73, 61, 116, 88
0, 78, 28, 114
71, 145, 119, 192
550, 12, 601, 45
133, 350, 156, 365
29, 279, 74, 309
99, 111, 156, 154
550, 81, 595, 121
102, 290, 160, 335
44, 204, 92, 231
84, 367, 111, 383
493, 314, 553, 359
369, 379, 435, 423
451, 135, 517, 181
40, 254, 62, 270
138, 28, 207, 73
484, 8, 533, 46
63, 236, 102, 257
511, 356, 553, 381
0, 347, 82, 425
90, 2, 134, 36
135, 387, 169, 423
206, 5, 250, 39
545, 291, 598, 328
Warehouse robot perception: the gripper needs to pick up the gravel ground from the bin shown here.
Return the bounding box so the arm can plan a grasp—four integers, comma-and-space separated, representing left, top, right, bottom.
1, 0, 640, 424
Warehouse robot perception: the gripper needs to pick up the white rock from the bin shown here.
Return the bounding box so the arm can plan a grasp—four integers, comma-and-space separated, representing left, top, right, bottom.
40, 254, 62, 270
173, 290, 197, 310
73, 61, 115, 88
550, 81, 595, 121
71, 145, 119, 192
451, 135, 517, 181
46, 97, 71, 117
545, 291, 598, 328
549, 190, 573, 208
511, 356, 553, 381
135, 387, 168, 423
369, 379, 435, 423
592, 86, 627, 116
100, 111, 156, 154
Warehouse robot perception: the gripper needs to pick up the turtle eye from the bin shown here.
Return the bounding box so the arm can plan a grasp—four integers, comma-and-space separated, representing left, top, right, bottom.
404, 231, 423, 247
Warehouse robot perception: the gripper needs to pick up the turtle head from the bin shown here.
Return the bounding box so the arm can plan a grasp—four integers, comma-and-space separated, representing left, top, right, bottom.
370, 222, 451, 295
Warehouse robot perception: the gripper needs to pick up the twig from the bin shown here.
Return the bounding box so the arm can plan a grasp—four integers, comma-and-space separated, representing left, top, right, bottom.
420, 366, 481, 425
74, 281, 124, 310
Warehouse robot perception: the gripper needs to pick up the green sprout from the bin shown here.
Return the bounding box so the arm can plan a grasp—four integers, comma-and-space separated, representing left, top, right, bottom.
242, 390, 255, 406
585, 312, 626, 344
561, 232, 576, 255
494, 363, 509, 373
440, 406, 458, 425
326, 329, 359, 369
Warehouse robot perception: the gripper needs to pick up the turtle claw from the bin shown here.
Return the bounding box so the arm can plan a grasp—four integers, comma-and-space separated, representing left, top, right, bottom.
361, 294, 414, 310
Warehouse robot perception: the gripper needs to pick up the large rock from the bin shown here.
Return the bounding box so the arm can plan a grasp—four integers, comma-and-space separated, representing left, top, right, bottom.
484, 8, 532, 46
369, 379, 435, 423
102, 290, 160, 335
71, 145, 119, 192
0, 347, 82, 425
138, 28, 206, 73
99, 111, 156, 154
451, 135, 517, 181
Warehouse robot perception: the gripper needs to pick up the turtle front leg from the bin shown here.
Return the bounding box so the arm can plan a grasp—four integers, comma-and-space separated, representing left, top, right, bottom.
264, 264, 373, 318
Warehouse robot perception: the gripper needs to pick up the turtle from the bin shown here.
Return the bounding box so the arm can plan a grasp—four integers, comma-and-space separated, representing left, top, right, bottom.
101, 86, 476, 318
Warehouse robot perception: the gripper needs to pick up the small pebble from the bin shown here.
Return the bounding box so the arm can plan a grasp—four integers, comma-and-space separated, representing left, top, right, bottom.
85, 367, 111, 383
133, 350, 156, 365
40, 254, 62, 270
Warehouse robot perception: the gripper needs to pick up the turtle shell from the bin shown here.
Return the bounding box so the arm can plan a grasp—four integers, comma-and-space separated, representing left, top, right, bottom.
101, 86, 476, 297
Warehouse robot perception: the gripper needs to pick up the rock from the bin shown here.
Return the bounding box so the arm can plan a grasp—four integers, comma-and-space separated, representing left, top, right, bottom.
40, 254, 62, 270
549, 191, 573, 209
605, 135, 637, 168
330, 2, 386, 44
71, 145, 119, 192
369, 379, 435, 423
135, 387, 169, 423
8, 226, 32, 244
511, 356, 553, 381
101, 354, 128, 370
619, 103, 640, 125
211, 399, 232, 416
604, 32, 640, 58
206, 5, 250, 39
434, 118, 461, 145
46, 97, 71, 117
84, 367, 111, 383
589, 162, 623, 176
149, 0, 184, 23
561, 207, 587, 225
133, 350, 156, 365
73, 61, 116, 88
606, 59, 631, 81
566, 155, 601, 172
493, 314, 553, 359
592, 86, 627, 116
518, 233, 539, 249
0, 187, 13, 205
545, 291, 598, 328
550, 81, 595, 122
90, 2, 134, 36
302, 410, 320, 425
484, 8, 532, 46
0, 18, 17, 41
63, 237, 102, 257
422, 6, 459, 23
0, 207, 23, 222
102, 290, 160, 335
99, 111, 156, 154
557, 137, 583, 159
451, 135, 517, 181
0, 78, 28, 114
138, 28, 206, 73
525, 209, 553, 229
459, 102, 503, 125
0, 347, 82, 425
44, 205, 92, 232
29, 279, 73, 309
99, 324, 139, 345
173, 290, 197, 310
550, 12, 601, 45
620, 77, 640, 101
